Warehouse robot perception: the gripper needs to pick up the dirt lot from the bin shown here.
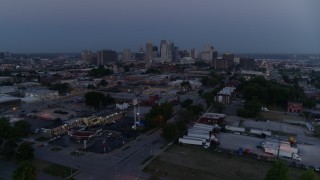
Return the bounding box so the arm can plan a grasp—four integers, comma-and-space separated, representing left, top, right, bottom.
144, 145, 315, 180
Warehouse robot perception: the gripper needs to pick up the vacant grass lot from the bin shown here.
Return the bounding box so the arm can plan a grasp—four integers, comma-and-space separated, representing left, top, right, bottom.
33, 159, 77, 179
144, 145, 315, 180
260, 111, 304, 122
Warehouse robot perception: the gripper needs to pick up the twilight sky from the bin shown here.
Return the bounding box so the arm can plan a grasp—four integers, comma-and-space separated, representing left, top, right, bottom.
0, 0, 319, 54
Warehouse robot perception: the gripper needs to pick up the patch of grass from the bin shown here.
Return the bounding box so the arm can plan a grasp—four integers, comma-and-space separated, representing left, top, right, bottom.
121, 145, 130, 151
51, 147, 62, 152
261, 111, 304, 122
141, 155, 154, 165
35, 136, 49, 142
43, 163, 77, 179
144, 144, 313, 180
33, 159, 78, 179
147, 128, 160, 135
70, 151, 85, 156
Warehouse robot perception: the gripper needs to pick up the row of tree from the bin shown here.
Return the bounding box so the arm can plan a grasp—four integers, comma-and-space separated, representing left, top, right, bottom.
84, 91, 115, 109
89, 65, 113, 78
238, 77, 304, 108
145, 102, 173, 129
161, 99, 204, 142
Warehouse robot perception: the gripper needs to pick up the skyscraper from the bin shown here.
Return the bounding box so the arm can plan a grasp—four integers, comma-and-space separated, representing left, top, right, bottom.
222, 53, 235, 68
160, 40, 173, 61
200, 44, 215, 62
97, 50, 117, 65
81, 50, 97, 64
190, 48, 197, 59
145, 42, 154, 61
160, 40, 167, 60
122, 49, 132, 61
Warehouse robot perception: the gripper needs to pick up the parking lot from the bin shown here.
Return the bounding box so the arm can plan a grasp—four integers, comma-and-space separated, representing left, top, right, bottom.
47, 116, 139, 154
218, 132, 320, 167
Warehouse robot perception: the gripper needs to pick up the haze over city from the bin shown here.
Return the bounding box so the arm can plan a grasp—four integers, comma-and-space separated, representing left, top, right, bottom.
0, 0, 320, 54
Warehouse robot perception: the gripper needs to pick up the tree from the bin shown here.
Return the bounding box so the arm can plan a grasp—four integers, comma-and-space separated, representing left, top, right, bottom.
1, 140, 17, 159
89, 65, 113, 77
265, 160, 290, 180
85, 91, 115, 108
13, 121, 30, 138
0, 117, 11, 140
198, 89, 204, 96
202, 92, 214, 107
237, 99, 261, 118
98, 79, 108, 87
299, 170, 318, 180
145, 103, 173, 129
12, 161, 36, 180
180, 99, 193, 108
161, 123, 179, 142
16, 143, 34, 163
212, 102, 225, 113
187, 104, 204, 117
175, 109, 196, 123
49, 83, 72, 95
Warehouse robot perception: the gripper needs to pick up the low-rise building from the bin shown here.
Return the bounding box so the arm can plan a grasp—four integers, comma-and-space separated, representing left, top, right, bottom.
215, 87, 236, 104
25, 89, 59, 100
287, 102, 303, 113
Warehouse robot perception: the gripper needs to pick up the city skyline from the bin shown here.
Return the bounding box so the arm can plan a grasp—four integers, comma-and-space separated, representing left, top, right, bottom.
0, 0, 319, 54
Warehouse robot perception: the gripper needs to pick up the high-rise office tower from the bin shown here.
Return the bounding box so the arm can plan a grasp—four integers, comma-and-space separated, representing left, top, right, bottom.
190, 48, 197, 59
152, 46, 158, 58
81, 50, 97, 64
222, 53, 235, 68
123, 49, 132, 61
145, 42, 154, 61
160, 40, 167, 60
97, 50, 117, 65
200, 44, 215, 62
160, 40, 174, 61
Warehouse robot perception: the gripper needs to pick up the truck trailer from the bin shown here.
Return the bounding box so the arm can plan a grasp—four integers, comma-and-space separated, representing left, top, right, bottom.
188, 132, 210, 140
250, 129, 272, 137
262, 141, 301, 161
225, 125, 245, 133
178, 138, 210, 148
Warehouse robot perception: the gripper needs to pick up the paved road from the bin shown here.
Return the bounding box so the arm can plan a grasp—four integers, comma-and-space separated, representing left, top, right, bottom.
35, 129, 166, 180
33, 90, 204, 180
0, 160, 16, 180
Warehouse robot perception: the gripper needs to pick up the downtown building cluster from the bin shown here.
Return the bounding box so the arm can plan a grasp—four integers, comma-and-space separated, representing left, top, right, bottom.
79, 40, 255, 70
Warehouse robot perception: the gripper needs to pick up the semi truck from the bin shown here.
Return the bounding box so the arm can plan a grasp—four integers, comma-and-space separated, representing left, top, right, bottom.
262, 141, 301, 161
178, 138, 210, 148
250, 129, 272, 137
183, 135, 207, 143
188, 128, 211, 133
225, 125, 245, 133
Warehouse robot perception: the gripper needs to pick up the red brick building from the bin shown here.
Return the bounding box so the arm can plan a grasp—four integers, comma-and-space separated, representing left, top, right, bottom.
287, 102, 303, 113
197, 113, 226, 125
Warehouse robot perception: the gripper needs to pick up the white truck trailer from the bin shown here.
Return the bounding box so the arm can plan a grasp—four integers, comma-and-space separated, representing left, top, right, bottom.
250, 129, 272, 137
188, 132, 210, 140
188, 128, 211, 133
225, 125, 245, 133
178, 138, 210, 148
183, 135, 207, 143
